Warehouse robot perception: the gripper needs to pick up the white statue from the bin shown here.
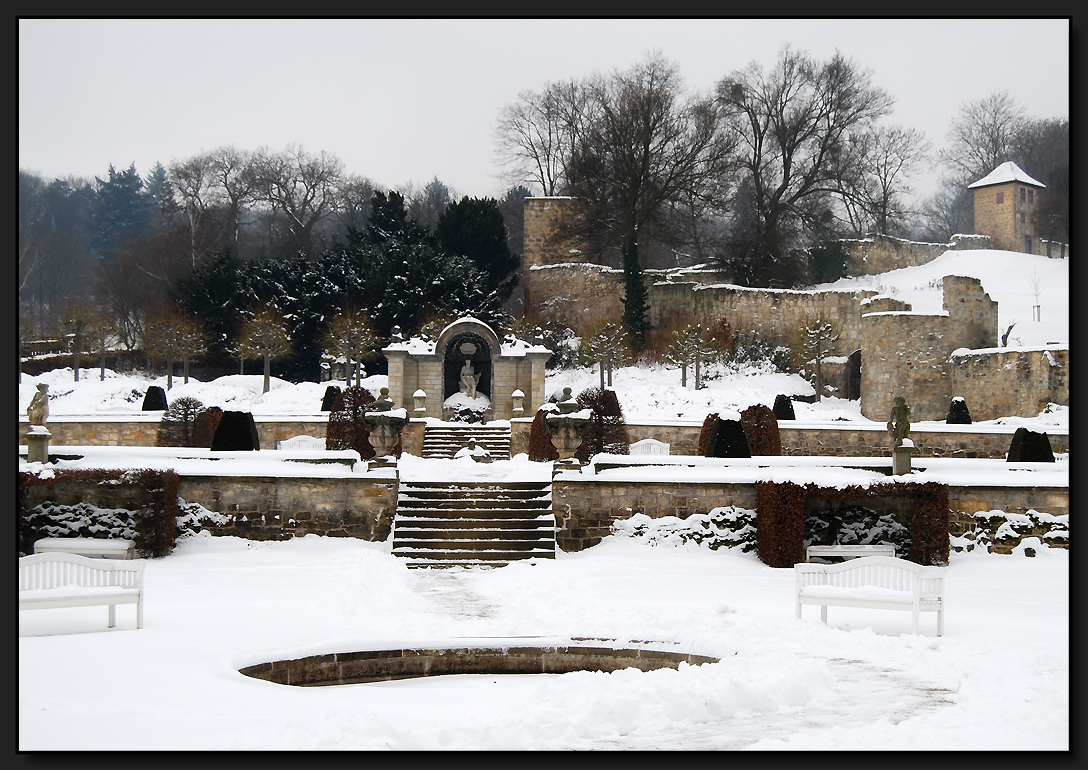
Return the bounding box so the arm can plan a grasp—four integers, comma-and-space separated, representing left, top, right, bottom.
27, 383, 49, 426
459, 359, 481, 400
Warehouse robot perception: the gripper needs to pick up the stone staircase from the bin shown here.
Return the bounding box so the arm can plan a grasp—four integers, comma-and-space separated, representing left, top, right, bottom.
421, 424, 512, 460
392, 481, 555, 568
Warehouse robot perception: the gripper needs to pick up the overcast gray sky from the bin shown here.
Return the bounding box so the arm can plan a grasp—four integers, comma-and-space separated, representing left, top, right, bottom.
19, 18, 1070, 204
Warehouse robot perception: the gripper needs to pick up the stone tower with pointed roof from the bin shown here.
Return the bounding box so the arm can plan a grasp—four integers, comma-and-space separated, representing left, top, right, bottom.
968, 161, 1046, 253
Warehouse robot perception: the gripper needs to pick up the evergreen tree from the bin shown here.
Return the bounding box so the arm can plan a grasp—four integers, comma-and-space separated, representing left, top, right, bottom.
92, 163, 152, 257
435, 196, 520, 304
620, 242, 651, 351
173, 248, 247, 363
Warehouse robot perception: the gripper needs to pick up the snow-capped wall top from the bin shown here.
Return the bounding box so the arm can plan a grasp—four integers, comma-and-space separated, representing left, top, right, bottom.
968, 161, 1046, 189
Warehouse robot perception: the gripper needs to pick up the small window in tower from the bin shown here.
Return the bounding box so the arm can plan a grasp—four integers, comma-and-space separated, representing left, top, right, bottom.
1028, 189, 1035, 203
996, 192, 1004, 204
1021, 213, 1026, 223
1020, 187, 1026, 202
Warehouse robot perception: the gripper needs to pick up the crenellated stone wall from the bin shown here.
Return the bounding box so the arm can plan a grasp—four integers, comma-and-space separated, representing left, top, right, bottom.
950, 347, 1070, 421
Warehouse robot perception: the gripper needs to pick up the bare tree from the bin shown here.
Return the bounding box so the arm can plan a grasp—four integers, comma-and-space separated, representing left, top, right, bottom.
57, 302, 94, 382
664, 322, 710, 389
494, 78, 592, 196
940, 91, 1027, 186
169, 153, 223, 268
716, 46, 893, 287
253, 144, 344, 256
842, 124, 931, 236
323, 309, 379, 388
208, 145, 262, 253
238, 306, 293, 393
84, 311, 117, 381
800, 318, 841, 402
578, 321, 629, 389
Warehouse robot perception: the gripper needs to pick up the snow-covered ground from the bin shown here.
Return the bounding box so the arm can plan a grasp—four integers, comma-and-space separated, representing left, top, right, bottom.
18, 248, 1070, 750
19, 531, 1068, 750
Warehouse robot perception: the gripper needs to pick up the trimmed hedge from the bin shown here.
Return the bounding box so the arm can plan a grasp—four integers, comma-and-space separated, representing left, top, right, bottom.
528, 407, 560, 462
772, 394, 796, 421
18, 468, 180, 558
1006, 428, 1054, 462
740, 404, 781, 456
755, 480, 950, 568
142, 385, 168, 411
325, 387, 376, 459
696, 413, 719, 456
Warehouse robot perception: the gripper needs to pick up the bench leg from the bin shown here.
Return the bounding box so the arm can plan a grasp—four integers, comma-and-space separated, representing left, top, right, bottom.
912, 608, 919, 635
108, 604, 116, 629
137, 597, 143, 630
820, 605, 827, 625
937, 606, 943, 637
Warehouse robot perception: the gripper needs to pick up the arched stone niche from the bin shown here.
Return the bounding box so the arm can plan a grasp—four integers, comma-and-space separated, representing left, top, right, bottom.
383, 317, 551, 423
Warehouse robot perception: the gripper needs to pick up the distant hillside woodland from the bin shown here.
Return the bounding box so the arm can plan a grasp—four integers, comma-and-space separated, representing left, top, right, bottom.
19, 50, 1067, 381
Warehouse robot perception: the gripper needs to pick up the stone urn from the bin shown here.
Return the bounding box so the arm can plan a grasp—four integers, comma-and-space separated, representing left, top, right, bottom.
364, 387, 410, 466
545, 387, 593, 462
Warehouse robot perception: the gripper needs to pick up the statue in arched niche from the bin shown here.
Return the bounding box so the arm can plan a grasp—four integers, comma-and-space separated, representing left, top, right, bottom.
459, 358, 481, 400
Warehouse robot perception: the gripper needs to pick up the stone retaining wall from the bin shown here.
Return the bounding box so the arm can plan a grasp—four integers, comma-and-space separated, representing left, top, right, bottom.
21, 472, 399, 543
950, 347, 1069, 421
551, 479, 1068, 552
509, 419, 1068, 460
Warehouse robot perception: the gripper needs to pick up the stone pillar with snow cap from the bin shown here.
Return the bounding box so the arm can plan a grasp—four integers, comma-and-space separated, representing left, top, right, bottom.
365, 387, 409, 469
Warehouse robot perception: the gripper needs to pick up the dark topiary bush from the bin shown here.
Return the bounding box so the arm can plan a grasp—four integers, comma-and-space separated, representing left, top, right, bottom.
528, 406, 560, 462
210, 411, 261, 451
697, 413, 719, 456
1006, 428, 1055, 462
772, 394, 796, 421
156, 396, 206, 448
575, 387, 630, 463
192, 406, 223, 448
740, 404, 781, 456
707, 419, 751, 458
945, 397, 972, 424
325, 386, 375, 459
321, 385, 342, 412
142, 385, 168, 411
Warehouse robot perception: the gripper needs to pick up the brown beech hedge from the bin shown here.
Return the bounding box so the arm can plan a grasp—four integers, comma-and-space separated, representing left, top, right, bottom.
755, 480, 950, 568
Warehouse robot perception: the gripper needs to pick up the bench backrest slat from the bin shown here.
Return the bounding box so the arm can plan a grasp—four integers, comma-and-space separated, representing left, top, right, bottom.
20, 552, 144, 592
796, 556, 945, 597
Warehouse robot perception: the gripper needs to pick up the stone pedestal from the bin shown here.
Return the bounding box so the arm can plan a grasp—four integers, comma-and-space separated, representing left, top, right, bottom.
892, 440, 914, 475
26, 426, 51, 464
364, 388, 410, 473
545, 387, 592, 472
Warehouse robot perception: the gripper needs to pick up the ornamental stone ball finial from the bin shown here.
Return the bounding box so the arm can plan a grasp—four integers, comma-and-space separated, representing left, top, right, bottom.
373, 387, 395, 412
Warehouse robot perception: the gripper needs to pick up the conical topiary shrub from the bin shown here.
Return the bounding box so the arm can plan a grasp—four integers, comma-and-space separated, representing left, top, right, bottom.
1006, 428, 1054, 462
321, 385, 342, 412
210, 411, 261, 451
945, 397, 972, 424
772, 394, 796, 421
142, 385, 168, 411
707, 418, 751, 458
740, 404, 781, 456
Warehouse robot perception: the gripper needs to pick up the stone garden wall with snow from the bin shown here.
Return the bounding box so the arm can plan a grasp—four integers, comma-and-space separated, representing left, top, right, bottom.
949, 347, 1069, 422
839, 233, 992, 276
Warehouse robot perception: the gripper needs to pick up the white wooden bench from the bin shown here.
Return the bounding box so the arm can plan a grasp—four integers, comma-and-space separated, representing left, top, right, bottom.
629, 438, 670, 456
795, 555, 945, 636
20, 552, 145, 629
276, 435, 325, 450
806, 544, 896, 562
34, 537, 136, 560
